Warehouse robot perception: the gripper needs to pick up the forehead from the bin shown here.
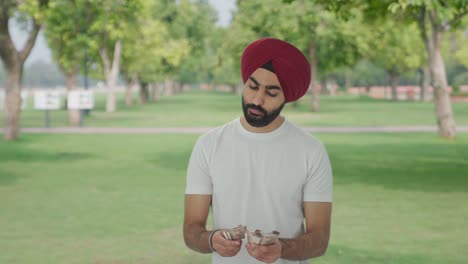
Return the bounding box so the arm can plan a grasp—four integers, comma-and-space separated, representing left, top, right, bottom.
250, 68, 281, 87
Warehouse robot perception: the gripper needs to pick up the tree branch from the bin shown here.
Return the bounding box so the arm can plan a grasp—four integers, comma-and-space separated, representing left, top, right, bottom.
0, 2, 18, 67
441, 8, 468, 31
111, 39, 122, 78
18, 20, 41, 63
99, 46, 111, 77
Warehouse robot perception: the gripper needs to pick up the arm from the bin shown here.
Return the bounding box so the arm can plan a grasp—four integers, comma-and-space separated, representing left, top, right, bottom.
183, 194, 243, 256
183, 194, 213, 253
246, 201, 332, 263
280, 201, 332, 260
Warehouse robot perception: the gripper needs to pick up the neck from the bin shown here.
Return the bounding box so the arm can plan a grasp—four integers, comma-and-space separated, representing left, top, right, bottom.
240, 115, 285, 133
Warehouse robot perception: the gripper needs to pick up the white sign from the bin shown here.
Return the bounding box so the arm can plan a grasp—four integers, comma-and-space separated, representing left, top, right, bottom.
0, 90, 28, 110
21, 91, 28, 109
68, 90, 94, 110
34, 91, 62, 110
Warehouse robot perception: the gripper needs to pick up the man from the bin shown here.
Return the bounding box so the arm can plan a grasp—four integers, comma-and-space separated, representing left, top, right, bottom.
184, 38, 333, 264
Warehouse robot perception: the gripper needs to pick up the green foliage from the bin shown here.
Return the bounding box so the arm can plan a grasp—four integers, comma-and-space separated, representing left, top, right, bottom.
447, 26, 468, 68
16, 0, 49, 23
230, 0, 368, 79
44, 0, 89, 74
121, 0, 190, 83
368, 20, 424, 76
85, 0, 144, 78
169, 0, 219, 83
388, 0, 468, 28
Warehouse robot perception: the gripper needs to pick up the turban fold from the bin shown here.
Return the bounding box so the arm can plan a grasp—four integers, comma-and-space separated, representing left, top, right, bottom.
241, 38, 311, 103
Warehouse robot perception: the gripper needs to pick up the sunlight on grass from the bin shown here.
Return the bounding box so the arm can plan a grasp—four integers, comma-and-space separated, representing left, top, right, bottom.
1, 133, 467, 263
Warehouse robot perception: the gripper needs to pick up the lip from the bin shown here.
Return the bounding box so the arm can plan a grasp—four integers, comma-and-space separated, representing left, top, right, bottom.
248, 108, 263, 116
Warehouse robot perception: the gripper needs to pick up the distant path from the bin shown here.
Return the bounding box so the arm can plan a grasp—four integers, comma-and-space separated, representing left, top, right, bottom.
17, 126, 468, 134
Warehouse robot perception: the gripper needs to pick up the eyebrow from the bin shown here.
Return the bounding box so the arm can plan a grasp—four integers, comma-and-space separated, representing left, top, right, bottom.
249, 76, 282, 91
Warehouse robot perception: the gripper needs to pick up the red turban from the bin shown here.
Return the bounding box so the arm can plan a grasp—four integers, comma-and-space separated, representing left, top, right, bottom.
241, 38, 311, 103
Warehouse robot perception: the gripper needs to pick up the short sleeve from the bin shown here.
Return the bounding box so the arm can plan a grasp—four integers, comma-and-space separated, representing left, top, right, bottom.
185, 136, 213, 194
303, 143, 333, 202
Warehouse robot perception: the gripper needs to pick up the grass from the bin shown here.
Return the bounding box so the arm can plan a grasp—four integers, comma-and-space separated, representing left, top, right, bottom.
13, 90, 468, 128
1, 133, 467, 263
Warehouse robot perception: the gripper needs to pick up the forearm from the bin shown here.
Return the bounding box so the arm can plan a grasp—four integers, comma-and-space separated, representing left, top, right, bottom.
279, 232, 329, 261
183, 223, 213, 254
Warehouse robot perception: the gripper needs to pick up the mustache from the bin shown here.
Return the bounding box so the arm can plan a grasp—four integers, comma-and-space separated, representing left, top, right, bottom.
246, 104, 267, 115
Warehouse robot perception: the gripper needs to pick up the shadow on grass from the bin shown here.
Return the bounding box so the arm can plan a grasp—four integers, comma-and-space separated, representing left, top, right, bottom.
328, 142, 468, 193
149, 148, 192, 171
0, 147, 95, 163
0, 169, 22, 185
323, 244, 459, 264
0, 137, 96, 185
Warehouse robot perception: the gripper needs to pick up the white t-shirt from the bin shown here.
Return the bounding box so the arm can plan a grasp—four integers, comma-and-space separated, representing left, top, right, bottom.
185, 117, 333, 264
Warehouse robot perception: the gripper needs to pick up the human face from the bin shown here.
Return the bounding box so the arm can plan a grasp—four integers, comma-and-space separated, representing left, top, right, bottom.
242, 68, 286, 127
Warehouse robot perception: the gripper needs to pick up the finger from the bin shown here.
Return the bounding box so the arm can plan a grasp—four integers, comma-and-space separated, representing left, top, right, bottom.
246, 243, 262, 257
246, 243, 277, 263
217, 237, 241, 247
219, 245, 241, 257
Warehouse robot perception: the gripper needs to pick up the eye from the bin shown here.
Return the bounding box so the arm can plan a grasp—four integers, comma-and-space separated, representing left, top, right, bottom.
249, 85, 258, 90
268, 93, 278, 97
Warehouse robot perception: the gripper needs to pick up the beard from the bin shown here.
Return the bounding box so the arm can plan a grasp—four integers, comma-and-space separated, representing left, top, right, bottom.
242, 96, 285, 127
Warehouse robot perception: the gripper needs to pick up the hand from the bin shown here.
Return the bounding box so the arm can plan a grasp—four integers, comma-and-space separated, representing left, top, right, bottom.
246, 240, 282, 263
211, 230, 243, 257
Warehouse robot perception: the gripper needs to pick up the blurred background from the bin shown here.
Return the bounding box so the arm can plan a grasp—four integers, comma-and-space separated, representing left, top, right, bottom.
1, 0, 467, 263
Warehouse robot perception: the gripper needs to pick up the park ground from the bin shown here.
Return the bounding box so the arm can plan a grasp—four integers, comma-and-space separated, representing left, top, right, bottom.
1, 90, 467, 263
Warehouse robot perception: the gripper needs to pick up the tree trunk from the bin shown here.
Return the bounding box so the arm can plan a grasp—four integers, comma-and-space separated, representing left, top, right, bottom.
3, 65, 23, 140
430, 34, 456, 138
1, 14, 42, 140
309, 41, 320, 112
175, 81, 181, 94
418, 9, 456, 138
345, 69, 352, 91
389, 73, 399, 101
428, 12, 456, 139
320, 78, 327, 95
99, 40, 122, 113
152, 82, 161, 102
125, 73, 138, 107
65, 71, 80, 126
164, 79, 174, 96
419, 66, 431, 102
105, 75, 117, 112
139, 82, 149, 104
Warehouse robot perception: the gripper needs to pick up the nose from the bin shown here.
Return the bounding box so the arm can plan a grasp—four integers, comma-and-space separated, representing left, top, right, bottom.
252, 89, 266, 106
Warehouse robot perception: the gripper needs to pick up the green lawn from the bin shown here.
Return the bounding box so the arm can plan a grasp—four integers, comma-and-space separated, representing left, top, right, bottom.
15, 90, 468, 127
1, 133, 467, 263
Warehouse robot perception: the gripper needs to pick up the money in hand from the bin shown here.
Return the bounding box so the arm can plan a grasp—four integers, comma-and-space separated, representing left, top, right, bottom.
222, 225, 247, 240
247, 229, 280, 245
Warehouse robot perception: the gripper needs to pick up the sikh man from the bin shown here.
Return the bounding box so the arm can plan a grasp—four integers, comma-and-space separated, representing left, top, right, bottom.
183, 38, 333, 264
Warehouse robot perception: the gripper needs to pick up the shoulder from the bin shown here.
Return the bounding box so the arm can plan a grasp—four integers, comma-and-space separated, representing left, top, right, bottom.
194, 119, 238, 149
285, 120, 326, 153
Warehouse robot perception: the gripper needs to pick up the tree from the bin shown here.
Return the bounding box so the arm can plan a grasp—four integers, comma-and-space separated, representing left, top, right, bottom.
367, 20, 423, 100
176, 0, 216, 83
307, 0, 467, 138
120, 0, 189, 105
400, 1, 467, 138
84, 0, 143, 113
0, 0, 49, 140
45, 0, 89, 126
